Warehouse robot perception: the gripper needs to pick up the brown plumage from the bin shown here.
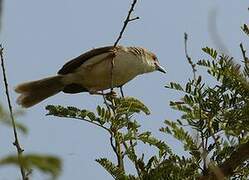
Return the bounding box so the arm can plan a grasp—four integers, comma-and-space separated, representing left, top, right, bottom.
15, 46, 166, 108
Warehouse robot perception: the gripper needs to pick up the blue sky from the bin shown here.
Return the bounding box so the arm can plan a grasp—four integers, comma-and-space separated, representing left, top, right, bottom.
0, 0, 248, 179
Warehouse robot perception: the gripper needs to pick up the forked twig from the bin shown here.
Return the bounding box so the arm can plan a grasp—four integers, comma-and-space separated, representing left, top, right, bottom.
113, 0, 139, 47
0, 44, 28, 180
110, 0, 139, 94
240, 43, 249, 62
103, 0, 140, 171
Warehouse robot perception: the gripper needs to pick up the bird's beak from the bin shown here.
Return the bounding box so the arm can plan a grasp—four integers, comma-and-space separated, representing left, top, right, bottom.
155, 63, 166, 73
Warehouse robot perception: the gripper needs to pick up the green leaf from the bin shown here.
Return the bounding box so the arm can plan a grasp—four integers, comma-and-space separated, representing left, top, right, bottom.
86, 111, 96, 121
96, 158, 127, 179
0, 154, 62, 178
165, 82, 184, 91
241, 24, 249, 36
162, 120, 199, 158
46, 105, 97, 121
197, 59, 211, 67
116, 97, 150, 115
138, 132, 172, 157
0, 104, 27, 134
202, 47, 218, 59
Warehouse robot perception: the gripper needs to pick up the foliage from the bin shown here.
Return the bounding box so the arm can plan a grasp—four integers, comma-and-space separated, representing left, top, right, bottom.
165, 43, 249, 179
0, 103, 62, 179
242, 24, 249, 37
0, 103, 27, 134
46, 97, 178, 179
0, 154, 61, 179
46, 26, 249, 179
44, 14, 249, 180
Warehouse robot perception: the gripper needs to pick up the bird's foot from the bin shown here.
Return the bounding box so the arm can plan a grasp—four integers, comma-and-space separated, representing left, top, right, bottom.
89, 90, 104, 95
89, 90, 117, 97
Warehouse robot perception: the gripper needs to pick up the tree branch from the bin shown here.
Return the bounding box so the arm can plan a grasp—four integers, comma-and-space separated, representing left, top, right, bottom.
240, 43, 249, 63
50, 115, 112, 134
184, 33, 197, 80
109, 0, 139, 94
0, 44, 28, 180
113, 0, 139, 47
123, 141, 142, 178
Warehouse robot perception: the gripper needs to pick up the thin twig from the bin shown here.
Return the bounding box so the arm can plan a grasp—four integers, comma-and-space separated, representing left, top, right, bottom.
110, 56, 115, 91
115, 132, 124, 171
52, 113, 125, 171
129, 140, 141, 178
123, 141, 141, 178
109, 99, 125, 171
51, 115, 111, 134
120, 86, 125, 98
200, 131, 207, 174
184, 33, 197, 80
103, 0, 140, 173
240, 43, 249, 62
113, 0, 139, 47
240, 43, 249, 76
0, 44, 28, 180
110, 136, 118, 156
109, 0, 139, 95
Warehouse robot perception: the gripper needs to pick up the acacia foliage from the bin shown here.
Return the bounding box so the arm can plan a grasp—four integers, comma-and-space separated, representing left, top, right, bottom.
46, 25, 249, 180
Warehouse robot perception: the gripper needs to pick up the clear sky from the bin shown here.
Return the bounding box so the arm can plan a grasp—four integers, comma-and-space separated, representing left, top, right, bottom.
0, 0, 248, 179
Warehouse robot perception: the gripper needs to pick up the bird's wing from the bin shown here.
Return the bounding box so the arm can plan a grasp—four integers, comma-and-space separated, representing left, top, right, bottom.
58, 46, 115, 75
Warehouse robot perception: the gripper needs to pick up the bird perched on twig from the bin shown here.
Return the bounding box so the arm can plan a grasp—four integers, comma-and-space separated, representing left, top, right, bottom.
15, 46, 166, 108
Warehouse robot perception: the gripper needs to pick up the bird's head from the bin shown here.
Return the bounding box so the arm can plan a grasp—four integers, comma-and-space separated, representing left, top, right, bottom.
142, 48, 166, 74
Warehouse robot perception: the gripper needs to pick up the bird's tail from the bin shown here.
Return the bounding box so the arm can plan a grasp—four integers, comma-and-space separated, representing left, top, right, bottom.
15, 75, 65, 108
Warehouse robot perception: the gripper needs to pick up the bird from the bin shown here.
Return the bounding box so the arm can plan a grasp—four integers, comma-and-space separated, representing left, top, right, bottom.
15, 45, 166, 108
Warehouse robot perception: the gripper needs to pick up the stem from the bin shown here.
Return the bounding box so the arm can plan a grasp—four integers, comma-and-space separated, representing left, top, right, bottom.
113, 0, 139, 47
123, 141, 142, 178
52, 115, 111, 134
184, 33, 196, 80
0, 44, 28, 180
114, 130, 124, 171
110, 0, 139, 93
120, 86, 125, 98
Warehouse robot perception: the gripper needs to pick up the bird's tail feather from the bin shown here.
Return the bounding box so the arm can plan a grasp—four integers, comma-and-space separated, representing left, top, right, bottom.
15, 75, 65, 108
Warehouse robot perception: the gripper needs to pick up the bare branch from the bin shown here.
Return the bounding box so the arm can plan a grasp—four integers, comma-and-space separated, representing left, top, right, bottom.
0, 44, 28, 180
109, 0, 139, 94
113, 0, 139, 47
120, 86, 125, 98
184, 33, 197, 80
